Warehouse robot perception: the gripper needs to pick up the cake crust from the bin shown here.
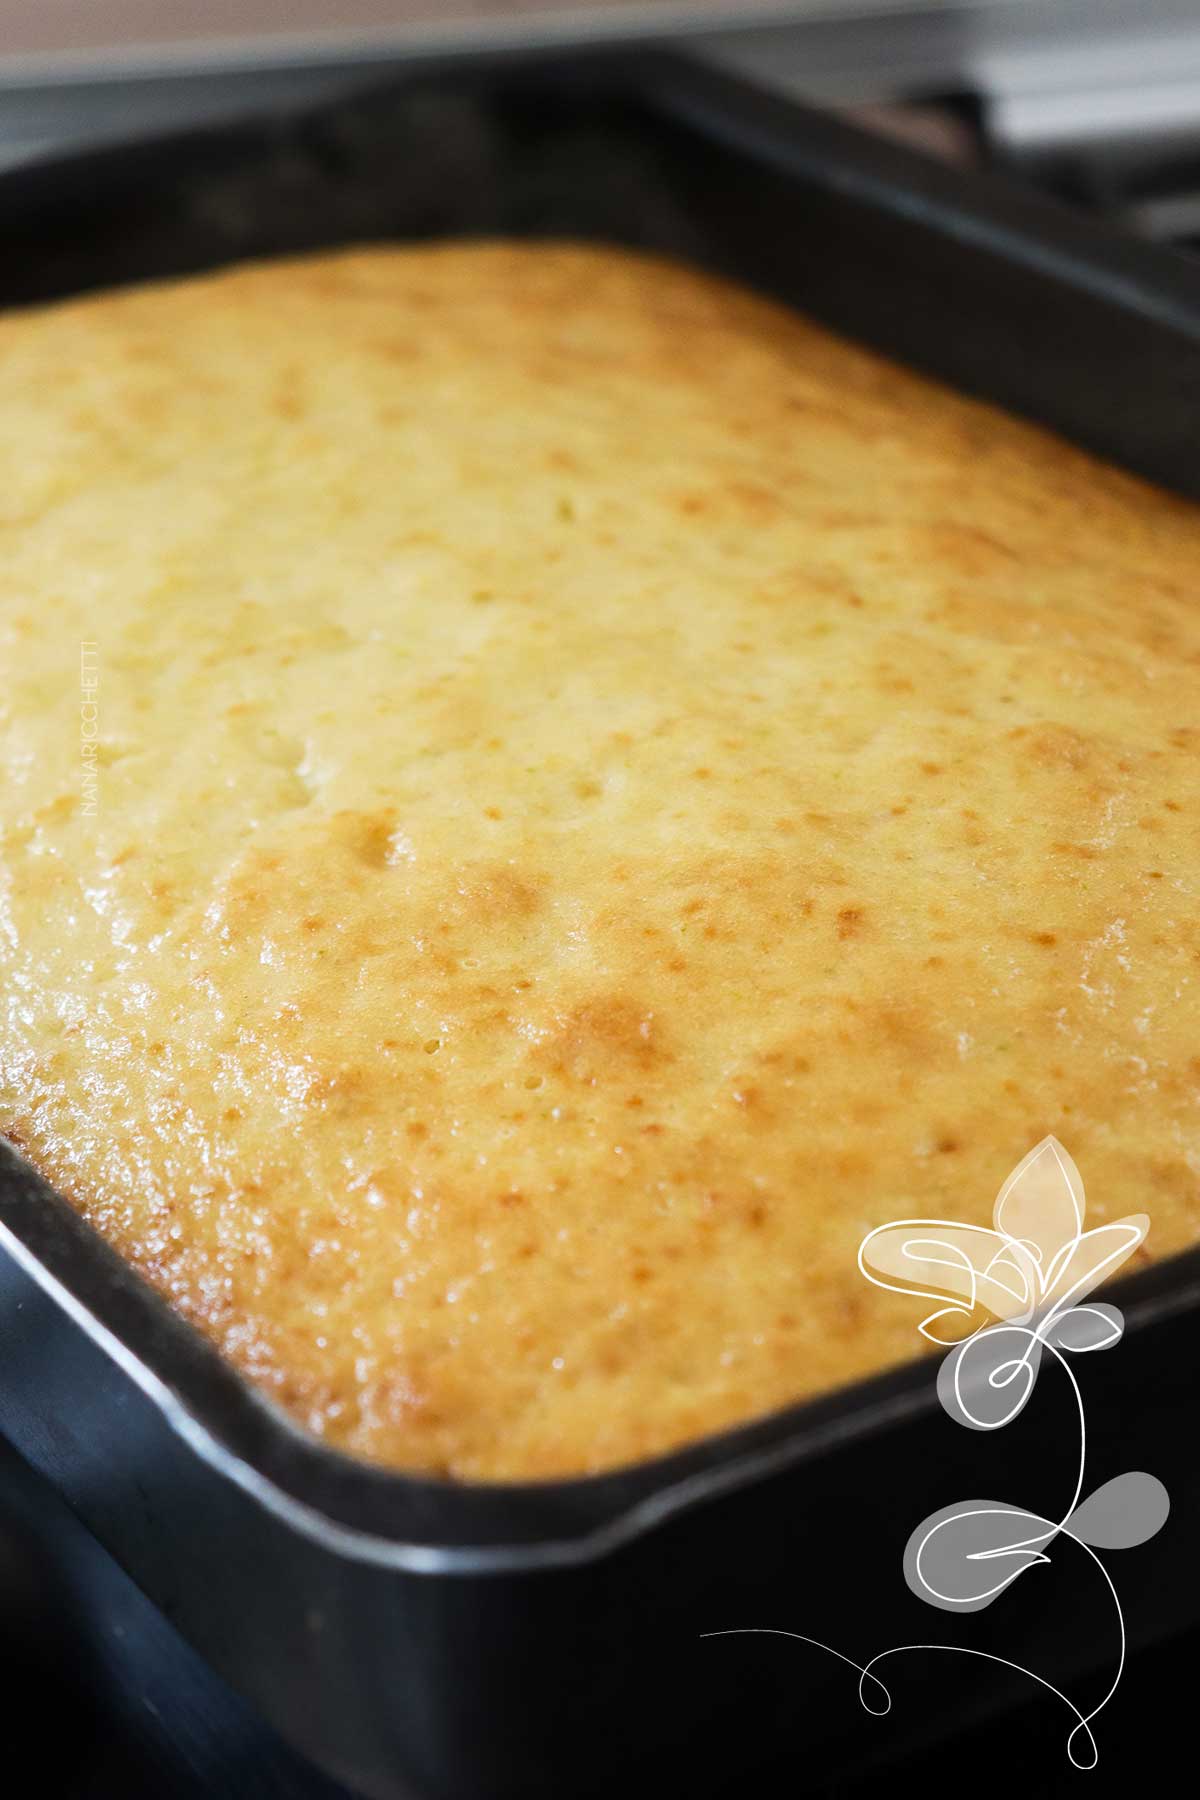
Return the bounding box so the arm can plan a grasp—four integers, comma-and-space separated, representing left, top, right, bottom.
2, 242, 1198, 1479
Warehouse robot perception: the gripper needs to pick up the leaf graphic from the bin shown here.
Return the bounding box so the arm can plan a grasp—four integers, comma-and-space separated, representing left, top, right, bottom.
937, 1323, 1043, 1431
904, 1499, 1053, 1612
1067, 1473, 1170, 1549
1043, 1303, 1124, 1354
1039, 1218, 1149, 1323
858, 1222, 1038, 1334
994, 1136, 1084, 1277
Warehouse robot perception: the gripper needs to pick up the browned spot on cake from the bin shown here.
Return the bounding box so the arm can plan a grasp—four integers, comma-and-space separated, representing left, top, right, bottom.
544, 995, 663, 1085
448, 864, 544, 925
836, 905, 866, 939
1019, 723, 1094, 770
341, 808, 400, 869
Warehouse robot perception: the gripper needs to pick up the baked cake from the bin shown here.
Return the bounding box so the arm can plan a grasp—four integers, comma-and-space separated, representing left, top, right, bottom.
2, 243, 1198, 1478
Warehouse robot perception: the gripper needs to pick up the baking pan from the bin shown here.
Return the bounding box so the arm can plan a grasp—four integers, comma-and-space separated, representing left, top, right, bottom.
2, 47, 1200, 1800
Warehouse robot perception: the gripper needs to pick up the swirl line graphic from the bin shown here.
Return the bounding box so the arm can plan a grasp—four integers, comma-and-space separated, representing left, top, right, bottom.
702, 1137, 1169, 1770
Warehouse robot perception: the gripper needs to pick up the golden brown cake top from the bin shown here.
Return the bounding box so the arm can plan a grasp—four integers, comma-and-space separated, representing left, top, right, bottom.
2, 242, 1199, 1480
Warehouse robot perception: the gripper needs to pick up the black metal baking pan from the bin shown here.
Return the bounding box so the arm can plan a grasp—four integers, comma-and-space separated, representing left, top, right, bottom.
2, 47, 1200, 1800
